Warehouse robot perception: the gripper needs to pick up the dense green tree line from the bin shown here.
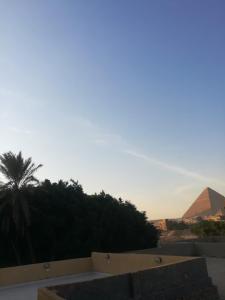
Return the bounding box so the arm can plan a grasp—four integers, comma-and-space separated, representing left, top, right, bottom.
166, 220, 189, 230
191, 220, 225, 237
0, 152, 159, 267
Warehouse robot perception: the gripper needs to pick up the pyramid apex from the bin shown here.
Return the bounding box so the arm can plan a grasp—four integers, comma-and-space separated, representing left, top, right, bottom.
203, 187, 216, 193
205, 187, 212, 191
182, 187, 225, 219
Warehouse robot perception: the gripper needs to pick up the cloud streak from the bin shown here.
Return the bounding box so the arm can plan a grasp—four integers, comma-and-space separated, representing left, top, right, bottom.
72, 116, 225, 187
173, 184, 197, 195
124, 149, 225, 186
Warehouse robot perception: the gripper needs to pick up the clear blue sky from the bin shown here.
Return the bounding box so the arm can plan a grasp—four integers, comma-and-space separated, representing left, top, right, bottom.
1, 0, 225, 219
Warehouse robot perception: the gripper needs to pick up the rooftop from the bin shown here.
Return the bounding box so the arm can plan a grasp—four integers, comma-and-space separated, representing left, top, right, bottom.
0, 252, 219, 300
0, 272, 108, 300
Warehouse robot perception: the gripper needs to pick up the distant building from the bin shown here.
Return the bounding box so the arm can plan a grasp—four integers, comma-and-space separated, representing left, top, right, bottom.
152, 218, 186, 231
152, 219, 168, 231
183, 187, 225, 220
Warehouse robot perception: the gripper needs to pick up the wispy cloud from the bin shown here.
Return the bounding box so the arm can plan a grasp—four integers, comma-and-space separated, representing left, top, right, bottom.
93, 133, 125, 147
71, 116, 225, 187
72, 116, 125, 147
124, 149, 225, 186
173, 184, 198, 195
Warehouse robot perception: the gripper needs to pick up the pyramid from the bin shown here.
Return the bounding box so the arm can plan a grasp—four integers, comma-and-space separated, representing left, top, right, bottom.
182, 187, 225, 219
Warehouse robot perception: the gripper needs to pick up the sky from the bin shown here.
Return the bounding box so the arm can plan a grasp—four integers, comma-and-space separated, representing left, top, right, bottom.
0, 0, 225, 219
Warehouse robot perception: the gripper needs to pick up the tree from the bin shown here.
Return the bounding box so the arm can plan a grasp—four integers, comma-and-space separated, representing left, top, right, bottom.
191, 220, 225, 237
167, 220, 189, 230
0, 151, 42, 189
30, 181, 159, 261
0, 152, 159, 267
0, 151, 42, 264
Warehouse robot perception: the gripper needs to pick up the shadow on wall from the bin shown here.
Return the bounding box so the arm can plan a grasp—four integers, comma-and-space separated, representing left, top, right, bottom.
44, 257, 218, 300
132, 242, 225, 258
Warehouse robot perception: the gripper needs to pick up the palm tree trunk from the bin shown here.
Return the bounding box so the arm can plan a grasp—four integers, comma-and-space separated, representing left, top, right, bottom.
10, 239, 21, 265
26, 230, 36, 264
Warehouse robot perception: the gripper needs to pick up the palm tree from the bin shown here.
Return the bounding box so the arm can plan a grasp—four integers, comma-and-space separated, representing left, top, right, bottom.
0, 151, 42, 264
0, 151, 42, 190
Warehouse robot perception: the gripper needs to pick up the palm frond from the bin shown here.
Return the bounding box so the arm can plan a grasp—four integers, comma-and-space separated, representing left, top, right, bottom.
0, 151, 42, 189
0, 151, 42, 239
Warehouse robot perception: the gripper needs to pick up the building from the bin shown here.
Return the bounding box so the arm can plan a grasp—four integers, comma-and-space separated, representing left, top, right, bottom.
183, 187, 225, 220
0, 252, 219, 299
151, 219, 168, 231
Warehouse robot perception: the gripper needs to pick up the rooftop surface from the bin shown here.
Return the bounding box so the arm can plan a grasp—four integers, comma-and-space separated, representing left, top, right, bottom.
0, 253, 221, 300
0, 272, 109, 300
0, 252, 191, 300
207, 258, 225, 300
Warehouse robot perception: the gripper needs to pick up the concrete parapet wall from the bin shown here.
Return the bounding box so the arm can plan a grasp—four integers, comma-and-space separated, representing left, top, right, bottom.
38, 288, 64, 300
0, 257, 92, 286
0, 250, 194, 298
47, 257, 219, 300
197, 236, 225, 243
91, 252, 191, 274
50, 273, 130, 300
131, 258, 218, 300
196, 242, 225, 257
133, 242, 225, 258
132, 242, 197, 256
0, 253, 188, 287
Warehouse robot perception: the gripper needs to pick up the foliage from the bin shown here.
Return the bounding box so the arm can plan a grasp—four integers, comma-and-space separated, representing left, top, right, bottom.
0, 151, 43, 264
191, 221, 225, 237
0, 152, 159, 267
0, 151, 42, 189
167, 220, 189, 230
